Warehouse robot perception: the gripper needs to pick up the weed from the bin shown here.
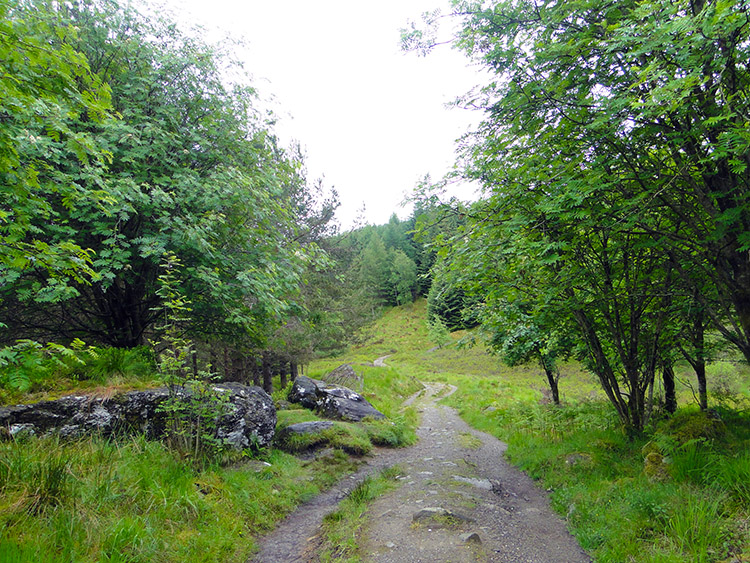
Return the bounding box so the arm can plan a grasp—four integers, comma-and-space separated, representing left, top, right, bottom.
85, 347, 155, 381
347, 477, 374, 504
25, 453, 72, 514
706, 451, 750, 506
0, 434, 361, 562
667, 493, 729, 561
458, 432, 482, 449
0, 343, 157, 405
361, 413, 417, 447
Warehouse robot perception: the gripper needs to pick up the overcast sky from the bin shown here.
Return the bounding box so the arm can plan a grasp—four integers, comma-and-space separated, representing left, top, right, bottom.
166, 0, 485, 229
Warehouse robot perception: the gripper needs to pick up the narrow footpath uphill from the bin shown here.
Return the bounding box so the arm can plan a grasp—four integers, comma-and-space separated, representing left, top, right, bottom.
251, 379, 590, 562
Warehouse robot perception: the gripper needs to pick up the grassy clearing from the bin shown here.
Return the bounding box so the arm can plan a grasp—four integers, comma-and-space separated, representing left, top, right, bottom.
432, 370, 750, 561
337, 299, 750, 562
5, 299, 749, 561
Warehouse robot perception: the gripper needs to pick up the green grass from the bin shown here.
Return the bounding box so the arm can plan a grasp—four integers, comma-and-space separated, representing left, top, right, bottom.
275, 414, 374, 456
323, 298, 750, 562
0, 434, 361, 562
4, 299, 750, 561
0, 311, 424, 562
433, 375, 750, 562
0, 346, 159, 406
317, 466, 404, 563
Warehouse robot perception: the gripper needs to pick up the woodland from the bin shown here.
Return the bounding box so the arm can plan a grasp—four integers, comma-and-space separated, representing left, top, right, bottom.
2, 0, 750, 561
0, 0, 437, 391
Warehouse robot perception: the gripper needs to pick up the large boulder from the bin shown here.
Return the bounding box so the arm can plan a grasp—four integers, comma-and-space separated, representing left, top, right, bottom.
287, 375, 319, 409
275, 421, 335, 453
322, 363, 362, 390
0, 382, 276, 449
288, 375, 385, 422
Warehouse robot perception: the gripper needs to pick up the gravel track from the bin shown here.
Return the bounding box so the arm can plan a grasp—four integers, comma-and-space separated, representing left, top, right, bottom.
250, 383, 590, 562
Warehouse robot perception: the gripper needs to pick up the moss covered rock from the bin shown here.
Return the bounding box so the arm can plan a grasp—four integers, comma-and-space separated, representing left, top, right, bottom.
644, 451, 670, 481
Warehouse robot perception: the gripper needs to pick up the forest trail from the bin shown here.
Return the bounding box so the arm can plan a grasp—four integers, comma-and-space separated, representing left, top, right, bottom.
251, 382, 590, 562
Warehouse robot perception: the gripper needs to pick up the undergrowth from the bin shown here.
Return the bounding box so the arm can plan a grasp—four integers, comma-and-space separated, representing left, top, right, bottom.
0, 304, 424, 561
5, 299, 749, 561
0, 345, 157, 405
439, 376, 750, 562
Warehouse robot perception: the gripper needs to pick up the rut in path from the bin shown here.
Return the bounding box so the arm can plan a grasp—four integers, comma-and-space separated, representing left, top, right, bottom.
250, 383, 590, 563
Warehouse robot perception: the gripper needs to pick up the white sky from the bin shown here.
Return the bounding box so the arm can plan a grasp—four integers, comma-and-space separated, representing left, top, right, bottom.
164, 0, 484, 229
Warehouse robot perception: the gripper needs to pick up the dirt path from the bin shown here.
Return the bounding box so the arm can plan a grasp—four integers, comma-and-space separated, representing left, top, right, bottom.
251, 383, 590, 562
373, 355, 392, 367
359, 383, 590, 562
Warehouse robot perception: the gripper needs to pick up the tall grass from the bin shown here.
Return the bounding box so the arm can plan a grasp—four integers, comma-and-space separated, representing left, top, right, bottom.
0, 305, 426, 562
0, 433, 364, 562
317, 466, 404, 562
436, 375, 750, 561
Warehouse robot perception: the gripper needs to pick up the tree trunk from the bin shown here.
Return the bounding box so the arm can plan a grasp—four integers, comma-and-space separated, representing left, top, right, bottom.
192, 344, 199, 378
684, 297, 709, 411
290, 361, 298, 382
280, 360, 288, 390
223, 347, 230, 381
232, 354, 243, 382
662, 362, 677, 414
252, 357, 261, 387
571, 307, 629, 422
537, 351, 560, 405
696, 361, 708, 411
262, 352, 273, 394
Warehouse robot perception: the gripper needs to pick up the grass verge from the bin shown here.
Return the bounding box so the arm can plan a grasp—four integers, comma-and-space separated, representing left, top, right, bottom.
0, 433, 362, 562
439, 375, 750, 562
0, 316, 423, 561
316, 466, 404, 563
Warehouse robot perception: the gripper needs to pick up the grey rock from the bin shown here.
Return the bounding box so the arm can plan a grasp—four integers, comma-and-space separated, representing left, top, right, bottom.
9, 423, 35, 439
322, 363, 361, 387
275, 421, 336, 454
288, 376, 385, 422
459, 532, 482, 544
277, 420, 334, 440
287, 376, 319, 409
0, 383, 276, 449
412, 506, 474, 526
453, 475, 493, 490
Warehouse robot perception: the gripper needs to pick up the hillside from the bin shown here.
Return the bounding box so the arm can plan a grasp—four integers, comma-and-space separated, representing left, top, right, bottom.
307, 301, 750, 562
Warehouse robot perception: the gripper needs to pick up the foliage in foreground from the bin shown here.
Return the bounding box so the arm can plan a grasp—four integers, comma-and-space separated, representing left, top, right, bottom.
0, 435, 359, 562
0, 312, 422, 562
0, 345, 157, 405
408, 0, 750, 434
